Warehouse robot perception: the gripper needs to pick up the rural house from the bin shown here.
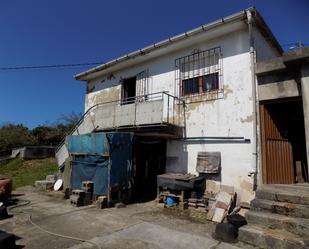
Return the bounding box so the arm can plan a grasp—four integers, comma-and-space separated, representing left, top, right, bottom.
55, 6, 309, 205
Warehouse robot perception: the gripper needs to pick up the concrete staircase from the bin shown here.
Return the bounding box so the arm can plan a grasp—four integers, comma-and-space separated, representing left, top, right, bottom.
238, 184, 309, 249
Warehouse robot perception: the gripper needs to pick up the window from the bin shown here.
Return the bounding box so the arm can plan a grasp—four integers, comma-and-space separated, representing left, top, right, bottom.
181, 72, 219, 96
202, 73, 219, 92
121, 77, 136, 104
182, 77, 200, 95
175, 47, 221, 98
121, 70, 149, 104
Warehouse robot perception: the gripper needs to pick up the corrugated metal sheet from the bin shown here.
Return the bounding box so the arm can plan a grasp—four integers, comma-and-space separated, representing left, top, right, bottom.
67, 133, 110, 156
260, 105, 294, 184
67, 132, 134, 196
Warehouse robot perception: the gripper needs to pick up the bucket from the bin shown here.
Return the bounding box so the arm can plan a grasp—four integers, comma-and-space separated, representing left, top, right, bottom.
166, 196, 175, 206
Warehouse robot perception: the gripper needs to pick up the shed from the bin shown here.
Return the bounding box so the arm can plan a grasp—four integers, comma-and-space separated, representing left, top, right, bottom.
66, 132, 134, 203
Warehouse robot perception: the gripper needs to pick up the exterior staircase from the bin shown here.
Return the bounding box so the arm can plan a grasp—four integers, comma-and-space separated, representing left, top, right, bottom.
55, 92, 184, 168
238, 184, 309, 249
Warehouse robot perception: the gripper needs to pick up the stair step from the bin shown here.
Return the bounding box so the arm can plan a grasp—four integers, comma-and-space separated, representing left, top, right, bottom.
256, 185, 309, 205
238, 225, 309, 249
251, 198, 309, 218
246, 210, 309, 237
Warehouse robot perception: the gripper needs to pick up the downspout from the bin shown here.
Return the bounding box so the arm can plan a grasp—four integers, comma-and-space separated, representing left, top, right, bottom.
246, 9, 258, 190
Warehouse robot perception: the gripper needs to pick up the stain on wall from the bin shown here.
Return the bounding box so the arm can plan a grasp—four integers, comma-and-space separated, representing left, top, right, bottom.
240, 114, 254, 123
87, 86, 121, 109
223, 84, 233, 98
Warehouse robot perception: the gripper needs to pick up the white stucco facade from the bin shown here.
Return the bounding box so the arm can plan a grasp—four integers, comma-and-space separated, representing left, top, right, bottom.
55, 9, 281, 203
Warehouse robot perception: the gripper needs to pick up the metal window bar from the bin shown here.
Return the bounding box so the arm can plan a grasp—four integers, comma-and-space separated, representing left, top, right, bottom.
175, 47, 222, 99
135, 70, 149, 102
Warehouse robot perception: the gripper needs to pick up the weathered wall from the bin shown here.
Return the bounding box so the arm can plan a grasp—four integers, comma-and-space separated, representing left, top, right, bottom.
258, 78, 300, 101
83, 25, 277, 202
253, 27, 279, 62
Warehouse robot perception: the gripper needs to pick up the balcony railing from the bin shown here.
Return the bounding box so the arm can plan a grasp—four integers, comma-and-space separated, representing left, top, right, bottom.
55, 92, 185, 155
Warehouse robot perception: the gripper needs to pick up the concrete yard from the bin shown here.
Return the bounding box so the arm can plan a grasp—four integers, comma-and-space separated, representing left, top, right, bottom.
0, 187, 256, 249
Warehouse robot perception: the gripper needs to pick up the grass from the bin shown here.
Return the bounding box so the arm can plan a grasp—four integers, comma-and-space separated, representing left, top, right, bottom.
0, 158, 58, 189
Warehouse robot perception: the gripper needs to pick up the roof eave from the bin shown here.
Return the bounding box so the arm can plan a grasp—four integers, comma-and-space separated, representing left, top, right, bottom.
74, 9, 250, 81
75, 6, 283, 81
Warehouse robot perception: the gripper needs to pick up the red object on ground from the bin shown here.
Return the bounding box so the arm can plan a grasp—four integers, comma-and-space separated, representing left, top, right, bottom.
0, 178, 12, 201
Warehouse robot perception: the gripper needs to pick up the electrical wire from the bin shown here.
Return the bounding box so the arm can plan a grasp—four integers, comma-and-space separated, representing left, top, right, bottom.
8, 199, 102, 249
0, 62, 103, 71
0, 41, 308, 72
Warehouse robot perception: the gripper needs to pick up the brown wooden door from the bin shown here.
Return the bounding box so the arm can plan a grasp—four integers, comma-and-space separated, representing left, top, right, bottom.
260, 104, 294, 184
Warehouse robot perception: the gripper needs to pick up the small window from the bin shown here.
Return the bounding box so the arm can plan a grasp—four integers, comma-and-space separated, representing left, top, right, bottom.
202, 73, 219, 92
176, 47, 221, 98
182, 77, 200, 95
181, 72, 219, 96
121, 77, 136, 104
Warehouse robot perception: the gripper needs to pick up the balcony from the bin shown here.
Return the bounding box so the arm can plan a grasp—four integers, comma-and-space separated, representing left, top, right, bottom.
74, 92, 185, 135
55, 92, 184, 167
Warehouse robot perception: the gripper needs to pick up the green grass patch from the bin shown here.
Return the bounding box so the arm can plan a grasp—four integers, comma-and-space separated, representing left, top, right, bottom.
0, 158, 58, 189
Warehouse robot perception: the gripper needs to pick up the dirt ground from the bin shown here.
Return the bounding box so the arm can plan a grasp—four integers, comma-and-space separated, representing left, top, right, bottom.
0, 187, 257, 249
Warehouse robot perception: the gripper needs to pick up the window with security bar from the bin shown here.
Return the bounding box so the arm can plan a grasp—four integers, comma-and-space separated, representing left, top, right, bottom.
175, 47, 222, 99
121, 70, 149, 104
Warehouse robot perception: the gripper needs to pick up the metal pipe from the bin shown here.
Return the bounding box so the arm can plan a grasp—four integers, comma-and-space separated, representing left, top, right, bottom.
246, 9, 258, 186
177, 136, 245, 140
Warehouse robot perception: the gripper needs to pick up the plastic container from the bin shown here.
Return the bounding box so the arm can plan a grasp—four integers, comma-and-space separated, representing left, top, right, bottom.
166, 196, 175, 206
0, 178, 12, 201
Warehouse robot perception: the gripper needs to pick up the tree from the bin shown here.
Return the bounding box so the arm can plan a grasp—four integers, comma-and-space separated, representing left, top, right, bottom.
58, 112, 82, 131
0, 123, 37, 151
0, 112, 82, 151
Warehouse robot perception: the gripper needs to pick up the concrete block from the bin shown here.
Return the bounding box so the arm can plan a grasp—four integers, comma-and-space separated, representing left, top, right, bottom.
96, 196, 107, 209
84, 192, 93, 205
70, 195, 84, 207
46, 175, 57, 182
34, 180, 54, 190
72, 190, 85, 197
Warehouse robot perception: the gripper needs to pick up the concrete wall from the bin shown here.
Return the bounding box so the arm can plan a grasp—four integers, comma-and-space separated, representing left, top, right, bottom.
12, 146, 55, 160
83, 26, 276, 202
253, 27, 279, 62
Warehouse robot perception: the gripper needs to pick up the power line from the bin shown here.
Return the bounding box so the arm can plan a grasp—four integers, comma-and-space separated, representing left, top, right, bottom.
1, 41, 308, 72
0, 62, 103, 71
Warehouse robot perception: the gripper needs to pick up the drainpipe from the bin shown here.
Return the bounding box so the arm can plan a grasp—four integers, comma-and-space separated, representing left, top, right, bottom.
246, 9, 258, 190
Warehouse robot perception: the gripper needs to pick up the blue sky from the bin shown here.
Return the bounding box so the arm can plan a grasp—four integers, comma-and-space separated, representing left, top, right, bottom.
0, 0, 308, 128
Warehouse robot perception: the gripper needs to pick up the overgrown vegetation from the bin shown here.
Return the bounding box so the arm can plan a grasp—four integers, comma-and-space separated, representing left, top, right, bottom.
0, 158, 58, 189
0, 112, 81, 152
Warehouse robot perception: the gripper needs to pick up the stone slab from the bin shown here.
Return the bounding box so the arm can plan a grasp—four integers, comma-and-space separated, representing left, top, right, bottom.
34, 180, 54, 190
246, 210, 309, 237
251, 198, 309, 218
239, 225, 309, 249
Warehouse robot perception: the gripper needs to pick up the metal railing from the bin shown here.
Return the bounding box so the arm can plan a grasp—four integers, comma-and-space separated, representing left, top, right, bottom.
55, 92, 185, 153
